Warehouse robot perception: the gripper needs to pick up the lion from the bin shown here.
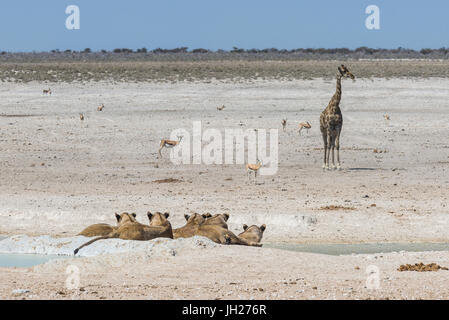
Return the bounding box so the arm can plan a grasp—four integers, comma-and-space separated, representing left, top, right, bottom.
173, 213, 261, 247
203, 213, 229, 229
238, 224, 266, 243
74, 212, 173, 255
77, 213, 137, 237
197, 213, 261, 247
195, 224, 262, 247
173, 213, 209, 239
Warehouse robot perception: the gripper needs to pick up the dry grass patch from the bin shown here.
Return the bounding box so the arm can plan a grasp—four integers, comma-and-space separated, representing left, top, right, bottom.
153, 178, 183, 184
319, 205, 356, 211
398, 263, 448, 272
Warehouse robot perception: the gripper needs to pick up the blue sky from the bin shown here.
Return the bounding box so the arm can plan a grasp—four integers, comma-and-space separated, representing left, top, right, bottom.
0, 0, 448, 52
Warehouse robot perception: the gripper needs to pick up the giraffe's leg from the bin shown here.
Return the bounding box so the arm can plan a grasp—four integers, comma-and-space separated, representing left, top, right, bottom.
326, 133, 332, 170
336, 130, 342, 170
331, 134, 335, 169
321, 130, 327, 169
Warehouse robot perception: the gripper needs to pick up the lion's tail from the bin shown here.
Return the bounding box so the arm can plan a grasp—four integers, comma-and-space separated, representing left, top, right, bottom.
74, 235, 112, 255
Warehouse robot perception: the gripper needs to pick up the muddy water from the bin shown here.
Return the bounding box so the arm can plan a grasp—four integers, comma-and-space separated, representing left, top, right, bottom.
264, 242, 449, 256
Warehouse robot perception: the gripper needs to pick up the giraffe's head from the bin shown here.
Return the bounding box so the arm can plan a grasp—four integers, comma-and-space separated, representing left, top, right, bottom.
338, 65, 355, 80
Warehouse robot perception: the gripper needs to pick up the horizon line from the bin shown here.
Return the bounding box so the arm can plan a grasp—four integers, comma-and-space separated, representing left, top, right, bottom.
2, 47, 449, 54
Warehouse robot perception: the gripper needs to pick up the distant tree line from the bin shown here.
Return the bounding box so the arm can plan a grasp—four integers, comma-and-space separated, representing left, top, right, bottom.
33, 47, 449, 55
3, 47, 449, 61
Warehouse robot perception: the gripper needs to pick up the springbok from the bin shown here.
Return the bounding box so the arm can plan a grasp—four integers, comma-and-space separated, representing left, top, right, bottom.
298, 121, 311, 135
217, 105, 226, 111
281, 119, 287, 132
246, 159, 262, 185
79, 113, 84, 121
158, 135, 183, 159
384, 114, 390, 120
97, 104, 104, 111
43, 88, 52, 95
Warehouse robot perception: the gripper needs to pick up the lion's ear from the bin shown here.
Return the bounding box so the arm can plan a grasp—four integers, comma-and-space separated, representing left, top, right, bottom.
243, 224, 248, 231
164, 212, 170, 219
260, 224, 266, 232
131, 213, 137, 218
115, 213, 121, 222
184, 214, 190, 221
147, 212, 153, 220
223, 213, 230, 221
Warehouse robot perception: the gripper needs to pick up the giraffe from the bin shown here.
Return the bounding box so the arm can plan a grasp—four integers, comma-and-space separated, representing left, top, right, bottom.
320, 65, 355, 170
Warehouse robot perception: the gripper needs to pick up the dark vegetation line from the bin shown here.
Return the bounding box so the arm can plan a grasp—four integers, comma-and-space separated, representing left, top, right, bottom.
2, 48, 449, 82
1, 47, 449, 62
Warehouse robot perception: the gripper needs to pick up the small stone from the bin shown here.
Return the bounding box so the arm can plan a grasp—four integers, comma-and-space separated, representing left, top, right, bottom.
12, 289, 30, 294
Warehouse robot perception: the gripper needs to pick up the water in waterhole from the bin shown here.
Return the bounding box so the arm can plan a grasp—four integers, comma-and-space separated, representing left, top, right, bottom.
1, 234, 449, 267
0, 253, 68, 267
0, 236, 68, 267
263, 242, 449, 256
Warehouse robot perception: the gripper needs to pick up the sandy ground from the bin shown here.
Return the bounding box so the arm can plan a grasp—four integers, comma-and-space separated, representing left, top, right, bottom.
1, 78, 449, 299
2, 244, 449, 300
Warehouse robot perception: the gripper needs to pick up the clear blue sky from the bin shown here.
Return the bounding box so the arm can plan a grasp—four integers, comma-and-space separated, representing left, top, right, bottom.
0, 0, 448, 52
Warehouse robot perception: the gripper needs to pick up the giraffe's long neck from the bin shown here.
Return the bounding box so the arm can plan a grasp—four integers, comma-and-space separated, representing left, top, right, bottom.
326, 74, 342, 112
333, 74, 342, 104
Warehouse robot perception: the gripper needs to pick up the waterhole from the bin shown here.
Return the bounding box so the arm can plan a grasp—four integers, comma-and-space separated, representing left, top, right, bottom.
264, 242, 449, 256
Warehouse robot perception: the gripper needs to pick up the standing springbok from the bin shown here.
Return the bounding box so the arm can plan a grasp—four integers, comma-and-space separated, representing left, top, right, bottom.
281, 119, 287, 132
298, 121, 311, 135
217, 105, 226, 111
97, 104, 104, 111
246, 159, 262, 185
158, 135, 183, 159
43, 88, 52, 95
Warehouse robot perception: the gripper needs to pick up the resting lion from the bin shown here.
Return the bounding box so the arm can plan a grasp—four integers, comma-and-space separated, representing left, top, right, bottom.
77, 213, 137, 237
173, 213, 261, 247
203, 213, 229, 229
195, 224, 262, 247
238, 224, 266, 243
173, 213, 229, 238
173, 213, 209, 239
198, 214, 262, 246
74, 212, 173, 255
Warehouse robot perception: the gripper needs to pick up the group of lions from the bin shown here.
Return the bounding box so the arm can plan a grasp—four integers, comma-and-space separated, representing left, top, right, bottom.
74, 212, 266, 255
